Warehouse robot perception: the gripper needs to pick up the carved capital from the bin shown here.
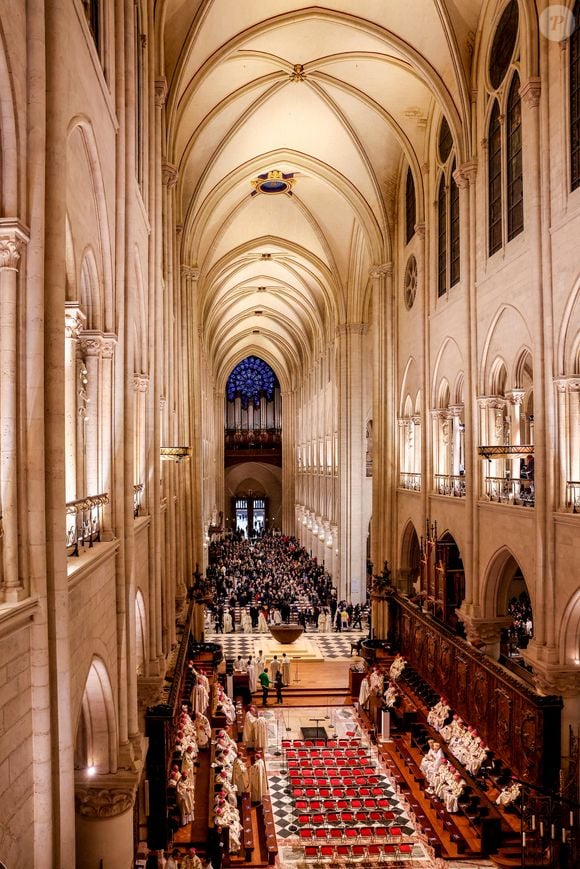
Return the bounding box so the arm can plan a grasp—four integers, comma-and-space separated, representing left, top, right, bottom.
79, 331, 104, 357
162, 162, 178, 188
133, 374, 149, 393
506, 389, 525, 406
369, 262, 393, 279
459, 615, 513, 648
520, 78, 541, 110
454, 160, 478, 188
0, 219, 29, 271
529, 666, 580, 698
154, 77, 168, 107
65, 304, 86, 340
181, 265, 200, 281
555, 376, 580, 393
430, 408, 449, 421
101, 335, 116, 359
447, 403, 464, 418
75, 785, 136, 818
477, 395, 507, 410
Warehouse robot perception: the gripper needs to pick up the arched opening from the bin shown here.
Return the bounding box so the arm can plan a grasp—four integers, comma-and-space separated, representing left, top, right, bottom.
400, 521, 421, 595
494, 553, 533, 668
419, 526, 465, 634
135, 590, 147, 676
74, 657, 117, 775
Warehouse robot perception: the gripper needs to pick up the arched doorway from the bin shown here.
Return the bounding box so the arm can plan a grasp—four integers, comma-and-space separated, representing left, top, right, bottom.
74, 657, 117, 775
400, 521, 421, 595
418, 525, 465, 634
495, 553, 533, 667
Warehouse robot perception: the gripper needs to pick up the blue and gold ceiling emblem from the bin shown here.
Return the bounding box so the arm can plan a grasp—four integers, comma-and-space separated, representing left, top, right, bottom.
251, 169, 295, 196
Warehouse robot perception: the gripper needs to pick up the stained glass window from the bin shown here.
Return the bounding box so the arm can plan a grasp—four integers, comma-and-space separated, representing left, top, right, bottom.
489, 0, 519, 90
226, 356, 277, 407
450, 160, 460, 287
507, 73, 524, 239
405, 167, 416, 244
488, 100, 503, 256
437, 173, 447, 297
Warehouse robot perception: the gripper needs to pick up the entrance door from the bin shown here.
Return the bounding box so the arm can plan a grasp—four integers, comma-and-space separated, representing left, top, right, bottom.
253, 498, 265, 536
235, 498, 248, 537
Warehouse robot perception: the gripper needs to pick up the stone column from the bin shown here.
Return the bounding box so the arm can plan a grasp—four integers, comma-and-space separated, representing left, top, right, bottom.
520, 78, 555, 658
64, 304, 86, 502
0, 222, 28, 602
74, 777, 137, 869
453, 161, 477, 608
369, 263, 392, 572
100, 337, 116, 535
528, 667, 580, 768
281, 388, 296, 534
336, 322, 367, 603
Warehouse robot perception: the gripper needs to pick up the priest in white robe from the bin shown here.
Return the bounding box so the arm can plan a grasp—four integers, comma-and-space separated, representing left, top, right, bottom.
249, 755, 268, 803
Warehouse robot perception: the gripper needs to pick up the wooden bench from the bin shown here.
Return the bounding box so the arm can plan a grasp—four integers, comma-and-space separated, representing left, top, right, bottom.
241, 793, 254, 861
259, 794, 278, 865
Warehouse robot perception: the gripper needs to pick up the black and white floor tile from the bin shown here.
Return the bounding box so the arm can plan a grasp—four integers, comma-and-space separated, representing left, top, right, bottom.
204, 629, 367, 660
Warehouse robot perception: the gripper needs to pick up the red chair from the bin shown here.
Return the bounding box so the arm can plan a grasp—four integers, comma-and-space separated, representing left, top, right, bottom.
367, 843, 381, 857
299, 828, 313, 839
318, 788, 331, 797
327, 816, 340, 827
355, 811, 367, 823
330, 778, 342, 786
336, 799, 348, 809
382, 844, 396, 855
323, 800, 335, 810
335, 844, 350, 857
351, 799, 362, 809
351, 844, 366, 857
369, 812, 383, 823
372, 786, 383, 795
363, 798, 375, 808
390, 826, 402, 836
373, 826, 388, 837
293, 789, 304, 798
398, 843, 413, 853
345, 787, 356, 797
298, 814, 311, 824
343, 777, 355, 786
359, 787, 371, 797
303, 845, 318, 859
314, 828, 327, 840
341, 812, 354, 823
310, 800, 322, 809
295, 799, 308, 809
320, 844, 334, 858
311, 814, 324, 824
345, 828, 358, 839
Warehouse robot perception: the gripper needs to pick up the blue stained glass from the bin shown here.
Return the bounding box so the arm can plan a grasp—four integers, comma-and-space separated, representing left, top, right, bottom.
226, 356, 277, 408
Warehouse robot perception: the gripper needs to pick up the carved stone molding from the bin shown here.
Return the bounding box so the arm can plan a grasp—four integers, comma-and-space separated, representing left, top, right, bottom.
101, 335, 117, 359
0, 219, 29, 271
477, 395, 507, 410
369, 262, 393, 279
530, 667, 580, 698
162, 162, 178, 189
154, 77, 168, 107
520, 78, 541, 110
454, 160, 478, 188
555, 376, 580, 393
79, 332, 105, 357
181, 265, 200, 281
335, 322, 367, 337
430, 408, 449, 421
75, 784, 136, 818
414, 222, 426, 239
447, 403, 464, 418
64, 304, 86, 340
506, 389, 525, 405
133, 374, 150, 393
459, 614, 513, 648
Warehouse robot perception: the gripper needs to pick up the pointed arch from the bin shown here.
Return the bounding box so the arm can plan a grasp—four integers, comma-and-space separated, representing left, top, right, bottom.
74, 657, 117, 774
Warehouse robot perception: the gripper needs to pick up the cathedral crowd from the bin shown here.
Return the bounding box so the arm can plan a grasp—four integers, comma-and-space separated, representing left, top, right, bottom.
206, 533, 367, 632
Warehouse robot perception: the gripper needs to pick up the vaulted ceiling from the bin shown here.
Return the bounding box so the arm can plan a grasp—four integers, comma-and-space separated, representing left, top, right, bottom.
161, 1, 481, 388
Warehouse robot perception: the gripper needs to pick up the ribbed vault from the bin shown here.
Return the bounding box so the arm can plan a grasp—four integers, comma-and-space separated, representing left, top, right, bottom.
161, 0, 479, 384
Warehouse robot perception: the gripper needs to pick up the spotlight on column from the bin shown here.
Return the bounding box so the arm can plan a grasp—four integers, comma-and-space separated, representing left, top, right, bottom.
87, 765, 96, 777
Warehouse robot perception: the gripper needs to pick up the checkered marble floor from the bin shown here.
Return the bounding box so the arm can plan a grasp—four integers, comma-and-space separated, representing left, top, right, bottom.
204, 629, 367, 660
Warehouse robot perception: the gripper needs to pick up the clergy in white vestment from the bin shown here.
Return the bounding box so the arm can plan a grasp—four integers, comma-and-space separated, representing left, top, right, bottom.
258, 611, 268, 633
247, 657, 257, 693
176, 773, 195, 824
249, 755, 268, 803
241, 608, 252, 633
182, 743, 198, 777
194, 711, 211, 748
281, 653, 291, 685
232, 756, 250, 795
269, 656, 280, 680
243, 707, 257, 747
358, 673, 370, 709
224, 609, 233, 633
191, 678, 209, 714
254, 712, 269, 751
255, 650, 266, 672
